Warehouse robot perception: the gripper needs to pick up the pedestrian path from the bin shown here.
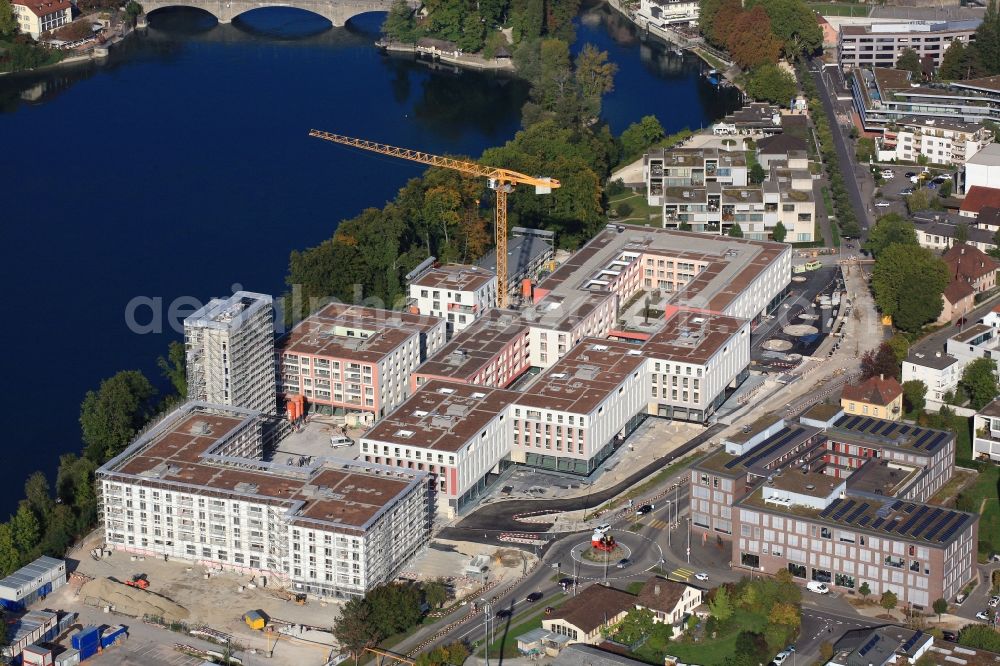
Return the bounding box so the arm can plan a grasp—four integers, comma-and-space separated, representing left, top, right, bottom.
668, 567, 695, 581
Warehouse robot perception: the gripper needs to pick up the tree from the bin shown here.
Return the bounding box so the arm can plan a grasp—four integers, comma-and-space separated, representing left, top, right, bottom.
887, 333, 910, 364
859, 582, 871, 600
728, 223, 744, 238
10, 502, 40, 556
332, 597, 380, 661
768, 602, 801, 630
422, 579, 449, 609
941, 180, 954, 198
686, 614, 698, 632
939, 39, 971, 80
157, 340, 187, 400
124, 1, 142, 25
974, 0, 1000, 76
612, 608, 655, 644
575, 43, 617, 119
959, 623, 1000, 651
772, 220, 787, 243
933, 597, 948, 621
367, 583, 423, 638
0, 523, 20, 577
24, 472, 53, 526
903, 380, 927, 414
881, 590, 898, 611
897, 48, 922, 78
748, 0, 823, 57
710, 585, 734, 623
511, 0, 544, 43
735, 631, 768, 661
619, 115, 666, 161
745, 64, 797, 106
80, 370, 157, 463
872, 245, 949, 333
749, 163, 766, 185
856, 137, 877, 163
457, 11, 486, 53
0, 0, 17, 37
865, 213, 917, 258
726, 7, 783, 69
960, 358, 998, 409
861, 342, 900, 381
381, 0, 417, 43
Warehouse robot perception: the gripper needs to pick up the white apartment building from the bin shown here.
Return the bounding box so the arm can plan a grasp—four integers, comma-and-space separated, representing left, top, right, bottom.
511, 340, 648, 475
276, 304, 446, 420
637, 0, 699, 25
877, 117, 993, 166
407, 264, 497, 337
361, 383, 518, 517
643, 309, 751, 422
524, 292, 618, 368
901, 325, 998, 406
972, 398, 1000, 463
185, 291, 277, 416
12, 0, 70, 39
964, 144, 1000, 193
97, 402, 429, 599
645, 149, 749, 208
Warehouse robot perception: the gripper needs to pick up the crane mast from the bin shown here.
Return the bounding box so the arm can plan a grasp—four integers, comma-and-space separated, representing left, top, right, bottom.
309, 129, 560, 308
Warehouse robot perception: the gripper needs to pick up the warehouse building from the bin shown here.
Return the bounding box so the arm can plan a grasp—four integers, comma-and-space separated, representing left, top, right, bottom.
98, 401, 430, 599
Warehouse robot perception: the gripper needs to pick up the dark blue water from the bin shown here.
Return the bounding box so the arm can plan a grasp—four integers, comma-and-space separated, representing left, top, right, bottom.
0, 4, 738, 516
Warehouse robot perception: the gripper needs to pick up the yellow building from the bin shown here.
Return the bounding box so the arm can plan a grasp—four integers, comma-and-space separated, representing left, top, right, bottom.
12, 0, 71, 39
841, 375, 904, 421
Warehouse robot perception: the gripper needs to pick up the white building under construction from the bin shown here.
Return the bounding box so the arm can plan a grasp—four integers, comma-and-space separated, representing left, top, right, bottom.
184, 291, 277, 416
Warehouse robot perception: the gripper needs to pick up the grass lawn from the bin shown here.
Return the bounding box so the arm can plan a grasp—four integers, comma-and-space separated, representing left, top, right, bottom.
482, 592, 567, 659
692, 48, 727, 71
626, 581, 645, 595
633, 608, 768, 665
608, 190, 661, 226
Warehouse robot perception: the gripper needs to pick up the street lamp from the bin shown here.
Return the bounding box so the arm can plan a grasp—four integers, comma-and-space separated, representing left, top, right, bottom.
480, 597, 492, 666
686, 517, 691, 564
666, 500, 672, 547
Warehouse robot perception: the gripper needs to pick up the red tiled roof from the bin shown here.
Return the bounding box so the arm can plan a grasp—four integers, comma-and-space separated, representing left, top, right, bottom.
943, 243, 1000, 282
961, 186, 1000, 216
841, 375, 903, 407
944, 279, 975, 304
546, 584, 635, 634
16, 0, 70, 16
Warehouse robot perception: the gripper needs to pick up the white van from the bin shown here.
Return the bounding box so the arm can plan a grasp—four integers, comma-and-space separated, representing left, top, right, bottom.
806, 581, 830, 594
595, 523, 612, 534
330, 435, 353, 449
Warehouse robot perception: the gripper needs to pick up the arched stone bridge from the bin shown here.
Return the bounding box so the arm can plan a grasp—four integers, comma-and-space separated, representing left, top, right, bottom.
143, 0, 417, 26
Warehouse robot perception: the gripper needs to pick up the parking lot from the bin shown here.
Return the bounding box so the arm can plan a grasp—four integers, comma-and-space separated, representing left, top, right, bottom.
872, 165, 958, 217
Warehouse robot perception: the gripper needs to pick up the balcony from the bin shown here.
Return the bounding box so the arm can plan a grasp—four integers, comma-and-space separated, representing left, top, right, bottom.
447, 303, 479, 313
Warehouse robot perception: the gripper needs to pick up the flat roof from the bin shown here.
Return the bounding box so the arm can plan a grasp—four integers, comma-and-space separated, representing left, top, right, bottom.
739, 489, 975, 546
642, 310, 746, 365
905, 349, 958, 370
515, 339, 646, 415
279, 304, 440, 364
727, 414, 784, 445
184, 291, 272, 332
99, 403, 423, 533
966, 143, 1000, 166
0, 556, 64, 595
362, 381, 518, 453
893, 115, 986, 133
696, 423, 821, 476
414, 310, 527, 382
828, 414, 953, 455
766, 469, 841, 497
410, 264, 494, 292
847, 458, 921, 497
951, 322, 992, 343
647, 147, 747, 168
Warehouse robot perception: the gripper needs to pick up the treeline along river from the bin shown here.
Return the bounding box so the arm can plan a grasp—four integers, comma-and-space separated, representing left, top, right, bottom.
0, 1, 739, 515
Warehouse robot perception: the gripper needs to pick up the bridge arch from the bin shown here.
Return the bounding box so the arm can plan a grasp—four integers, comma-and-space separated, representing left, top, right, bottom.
141, 0, 415, 26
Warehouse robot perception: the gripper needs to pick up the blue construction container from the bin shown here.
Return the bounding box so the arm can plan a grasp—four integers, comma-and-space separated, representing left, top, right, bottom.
77, 642, 97, 661
99, 625, 127, 649
70, 626, 99, 652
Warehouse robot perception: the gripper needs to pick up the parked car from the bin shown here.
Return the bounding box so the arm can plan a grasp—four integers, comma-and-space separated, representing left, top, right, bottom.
909, 175, 919, 183
881, 169, 895, 179
695, 572, 710, 581
875, 200, 892, 208
904, 171, 917, 178
976, 610, 991, 621
956, 593, 967, 605
616, 558, 631, 569
806, 581, 830, 594
988, 595, 1000, 608
525, 592, 543, 603
900, 188, 914, 195
942, 631, 957, 642
636, 504, 653, 515
940, 173, 953, 180
773, 650, 793, 665
932, 177, 946, 185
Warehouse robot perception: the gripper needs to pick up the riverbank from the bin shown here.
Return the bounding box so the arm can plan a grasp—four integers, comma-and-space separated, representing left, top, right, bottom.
0, 20, 135, 77
378, 40, 516, 73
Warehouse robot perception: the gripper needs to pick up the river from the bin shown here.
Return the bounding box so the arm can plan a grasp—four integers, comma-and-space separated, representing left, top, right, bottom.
0, 2, 739, 515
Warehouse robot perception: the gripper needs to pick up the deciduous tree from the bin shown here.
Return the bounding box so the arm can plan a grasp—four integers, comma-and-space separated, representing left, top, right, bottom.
861, 342, 900, 380
748, 0, 822, 56
0, 523, 20, 576
859, 582, 871, 599
933, 597, 948, 621
959, 623, 1000, 651
710, 585, 734, 623
80, 370, 157, 463
381, 0, 417, 43
332, 597, 380, 661
960, 358, 998, 409
872, 245, 949, 332
157, 340, 187, 400
0, 0, 17, 37
619, 115, 666, 161
746, 64, 798, 106
728, 223, 744, 238
865, 213, 917, 258
974, 0, 1000, 76
11, 502, 40, 556
575, 43, 617, 119
881, 590, 898, 611
726, 7, 782, 69
902, 380, 927, 414
772, 220, 787, 243
897, 48, 922, 78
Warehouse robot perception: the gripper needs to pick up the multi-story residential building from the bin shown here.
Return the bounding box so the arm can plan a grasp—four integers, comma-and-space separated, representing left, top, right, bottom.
185, 291, 277, 416
840, 375, 904, 421
690, 407, 975, 606
942, 243, 999, 293
276, 304, 445, 420
903, 349, 961, 405
852, 68, 1000, 132
407, 264, 497, 337
964, 144, 1000, 193
12, 0, 70, 39
642, 309, 750, 422
913, 210, 999, 254
876, 117, 993, 166
511, 339, 648, 475
97, 401, 429, 599
756, 134, 809, 169
637, 0, 699, 25
478, 227, 554, 305
411, 309, 530, 391
838, 20, 980, 70
646, 148, 814, 241
972, 398, 1000, 463
361, 382, 518, 517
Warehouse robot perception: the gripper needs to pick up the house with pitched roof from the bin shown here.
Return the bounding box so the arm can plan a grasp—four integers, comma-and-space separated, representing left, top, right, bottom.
841, 375, 904, 421
942, 243, 1000, 294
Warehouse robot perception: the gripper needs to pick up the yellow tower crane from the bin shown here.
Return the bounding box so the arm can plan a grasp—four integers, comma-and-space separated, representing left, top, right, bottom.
309, 130, 561, 308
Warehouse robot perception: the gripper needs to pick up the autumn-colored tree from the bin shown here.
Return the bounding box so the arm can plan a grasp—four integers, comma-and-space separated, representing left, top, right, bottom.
726, 7, 782, 69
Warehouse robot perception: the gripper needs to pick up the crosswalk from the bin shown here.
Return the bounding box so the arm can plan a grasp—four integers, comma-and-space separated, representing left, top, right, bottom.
668, 567, 695, 581
647, 518, 668, 530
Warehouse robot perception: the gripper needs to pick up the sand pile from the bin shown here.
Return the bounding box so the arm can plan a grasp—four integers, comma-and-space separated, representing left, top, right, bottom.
81, 577, 190, 622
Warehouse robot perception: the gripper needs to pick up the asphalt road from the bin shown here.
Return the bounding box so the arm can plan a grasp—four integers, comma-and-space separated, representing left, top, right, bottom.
810, 60, 871, 237
910, 293, 1000, 357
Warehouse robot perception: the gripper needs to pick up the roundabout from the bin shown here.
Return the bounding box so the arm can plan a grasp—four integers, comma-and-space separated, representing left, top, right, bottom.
567, 530, 663, 581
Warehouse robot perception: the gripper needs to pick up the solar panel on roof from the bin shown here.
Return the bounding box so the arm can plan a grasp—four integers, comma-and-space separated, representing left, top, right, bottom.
834, 500, 855, 520
884, 518, 902, 533
902, 631, 923, 652
736, 428, 804, 469
820, 497, 842, 518
913, 431, 934, 449
871, 517, 885, 529
913, 508, 943, 538
835, 414, 851, 428
858, 418, 877, 432
939, 514, 969, 542
881, 424, 899, 437
869, 421, 886, 436
892, 500, 904, 510
904, 504, 916, 514
926, 432, 948, 452
899, 505, 929, 534
859, 636, 880, 656
924, 513, 956, 541
896, 425, 912, 435
846, 502, 870, 523
858, 515, 871, 526
844, 415, 863, 430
